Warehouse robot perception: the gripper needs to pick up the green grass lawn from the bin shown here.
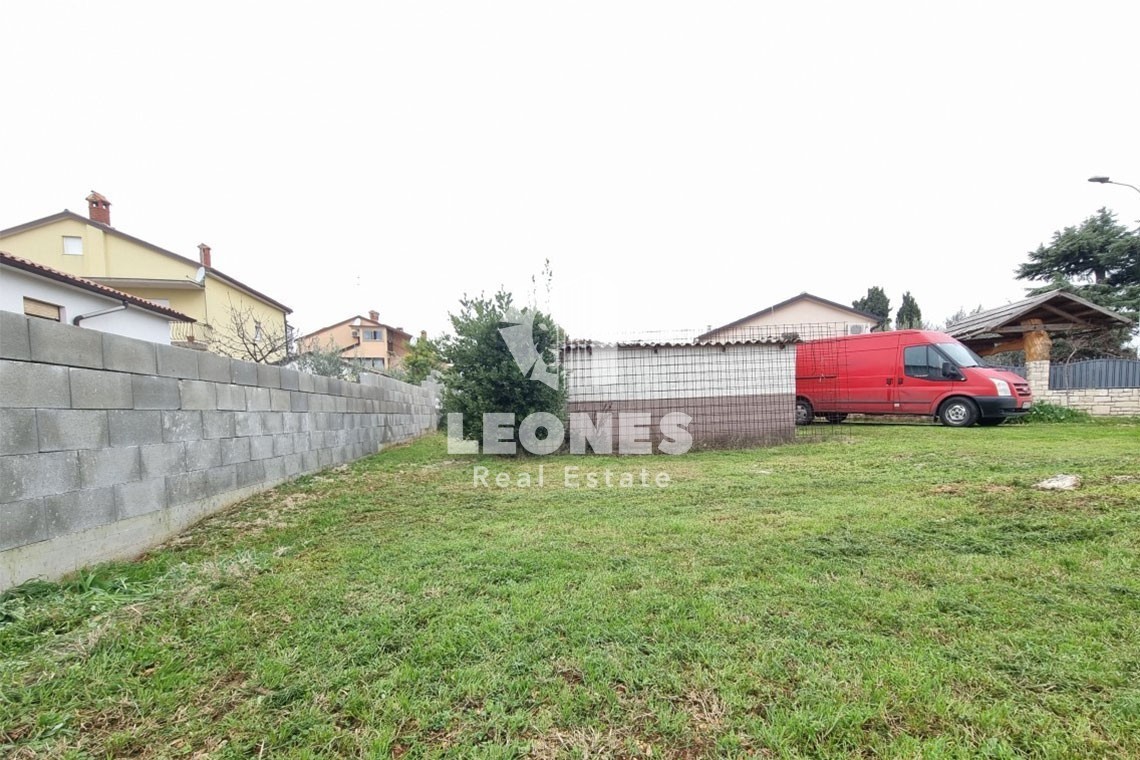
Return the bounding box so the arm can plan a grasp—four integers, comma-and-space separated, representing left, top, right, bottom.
2, 422, 1139, 758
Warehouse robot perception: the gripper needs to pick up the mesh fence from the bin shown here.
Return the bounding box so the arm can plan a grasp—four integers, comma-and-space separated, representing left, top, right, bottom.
560, 323, 852, 450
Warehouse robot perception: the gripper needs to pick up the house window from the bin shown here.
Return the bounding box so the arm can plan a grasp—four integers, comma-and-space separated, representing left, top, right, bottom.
62, 236, 83, 255
24, 297, 62, 321
362, 328, 385, 341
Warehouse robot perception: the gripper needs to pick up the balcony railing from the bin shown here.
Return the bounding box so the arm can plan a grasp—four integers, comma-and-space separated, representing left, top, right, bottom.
170, 321, 215, 348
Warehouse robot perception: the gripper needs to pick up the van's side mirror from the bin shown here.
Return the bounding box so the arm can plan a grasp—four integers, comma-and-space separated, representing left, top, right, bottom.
942, 361, 962, 380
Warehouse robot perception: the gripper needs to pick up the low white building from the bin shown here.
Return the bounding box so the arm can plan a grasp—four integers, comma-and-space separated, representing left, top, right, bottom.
0, 251, 192, 344
563, 338, 798, 448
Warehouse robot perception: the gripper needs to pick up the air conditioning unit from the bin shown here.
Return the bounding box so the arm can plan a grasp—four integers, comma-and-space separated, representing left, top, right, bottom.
351, 329, 359, 338
848, 325, 865, 335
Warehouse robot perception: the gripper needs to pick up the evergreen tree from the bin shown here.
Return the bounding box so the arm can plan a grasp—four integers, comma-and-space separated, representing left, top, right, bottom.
853, 287, 892, 331
1016, 207, 1139, 357
895, 291, 923, 329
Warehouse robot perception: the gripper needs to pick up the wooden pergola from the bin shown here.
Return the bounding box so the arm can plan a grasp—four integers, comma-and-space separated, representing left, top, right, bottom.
946, 290, 1134, 360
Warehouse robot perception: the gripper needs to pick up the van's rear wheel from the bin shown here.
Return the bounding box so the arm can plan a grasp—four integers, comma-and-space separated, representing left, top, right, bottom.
795, 398, 814, 426
938, 397, 979, 427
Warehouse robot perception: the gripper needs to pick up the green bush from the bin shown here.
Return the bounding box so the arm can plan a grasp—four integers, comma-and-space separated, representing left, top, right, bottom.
440, 289, 565, 443
1009, 402, 1093, 424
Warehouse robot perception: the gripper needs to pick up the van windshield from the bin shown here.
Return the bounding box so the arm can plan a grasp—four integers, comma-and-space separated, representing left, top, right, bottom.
937, 342, 984, 368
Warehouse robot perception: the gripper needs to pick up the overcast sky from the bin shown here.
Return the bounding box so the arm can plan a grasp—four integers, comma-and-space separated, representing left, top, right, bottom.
3, 1, 1138, 341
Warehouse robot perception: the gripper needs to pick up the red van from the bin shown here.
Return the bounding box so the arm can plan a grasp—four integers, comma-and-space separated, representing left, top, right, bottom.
795, 330, 1032, 427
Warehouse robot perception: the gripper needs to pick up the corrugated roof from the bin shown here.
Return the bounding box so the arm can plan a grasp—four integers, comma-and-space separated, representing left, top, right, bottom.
947, 289, 1132, 340
562, 336, 798, 351
0, 251, 195, 322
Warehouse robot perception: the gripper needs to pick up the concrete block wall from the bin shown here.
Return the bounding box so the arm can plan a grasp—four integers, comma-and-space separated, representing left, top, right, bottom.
1026, 360, 1140, 416
0, 312, 439, 590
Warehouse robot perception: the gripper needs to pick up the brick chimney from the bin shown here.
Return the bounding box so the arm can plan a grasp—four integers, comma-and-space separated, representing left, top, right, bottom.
86, 191, 111, 225
368, 310, 379, 322
198, 243, 212, 268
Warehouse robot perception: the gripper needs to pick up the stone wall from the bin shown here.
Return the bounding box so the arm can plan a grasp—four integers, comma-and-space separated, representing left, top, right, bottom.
1026, 360, 1140, 416
0, 311, 439, 591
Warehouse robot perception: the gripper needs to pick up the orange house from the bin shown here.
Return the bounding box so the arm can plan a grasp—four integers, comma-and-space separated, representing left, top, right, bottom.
297, 310, 413, 371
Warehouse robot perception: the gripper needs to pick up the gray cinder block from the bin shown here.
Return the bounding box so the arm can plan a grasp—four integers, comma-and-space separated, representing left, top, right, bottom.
37, 409, 109, 451
290, 392, 310, 412
161, 411, 203, 442
245, 387, 271, 411
231, 359, 258, 386
0, 311, 31, 361
141, 442, 186, 479
256, 364, 281, 389
0, 498, 46, 550
79, 447, 141, 489
108, 410, 163, 447
156, 344, 199, 379
261, 412, 284, 434
102, 333, 157, 375
236, 460, 266, 488
233, 412, 262, 437
206, 465, 237, 496
0, 360, 71, 408
70, 368, 133, 409
272, 434, 295, 457
249, 435, 275, 461
132, 375, 181, 410
1, 409, 38, 454
283, 453, 304, 477
202, 411, 236, 439
279, 368, 300, 391
270, 389, 291, 412
179, 380, 217, 410
220, 437, 251, 465
0, 451, 80, 503
263, 457, 286, 483
43, 487, 116, 537
185, 439, 222, 471
28, 318, 103, 368
215, 384, 246, 411
166, 470, 209, 506
197, 351, 231, 383
234, 458, 265, 487
114, 477, 167, 519
297, 372, 315, 393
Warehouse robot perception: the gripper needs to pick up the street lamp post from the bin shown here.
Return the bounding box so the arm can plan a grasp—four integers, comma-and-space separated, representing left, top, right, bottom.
1088, 176, 1140, 197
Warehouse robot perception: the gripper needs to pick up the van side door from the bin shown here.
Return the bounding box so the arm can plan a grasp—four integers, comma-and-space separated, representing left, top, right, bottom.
894, 344, 958, 414
843, 333, 900, 414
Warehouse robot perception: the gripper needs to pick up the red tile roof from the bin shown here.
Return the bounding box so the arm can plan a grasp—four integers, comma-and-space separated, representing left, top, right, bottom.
0, 250, 194, 322
0, 210, 292, 314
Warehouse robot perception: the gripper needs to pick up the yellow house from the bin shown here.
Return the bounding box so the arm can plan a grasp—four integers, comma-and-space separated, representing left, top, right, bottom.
296, 310, 414, 371
0, 192, 292, 361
